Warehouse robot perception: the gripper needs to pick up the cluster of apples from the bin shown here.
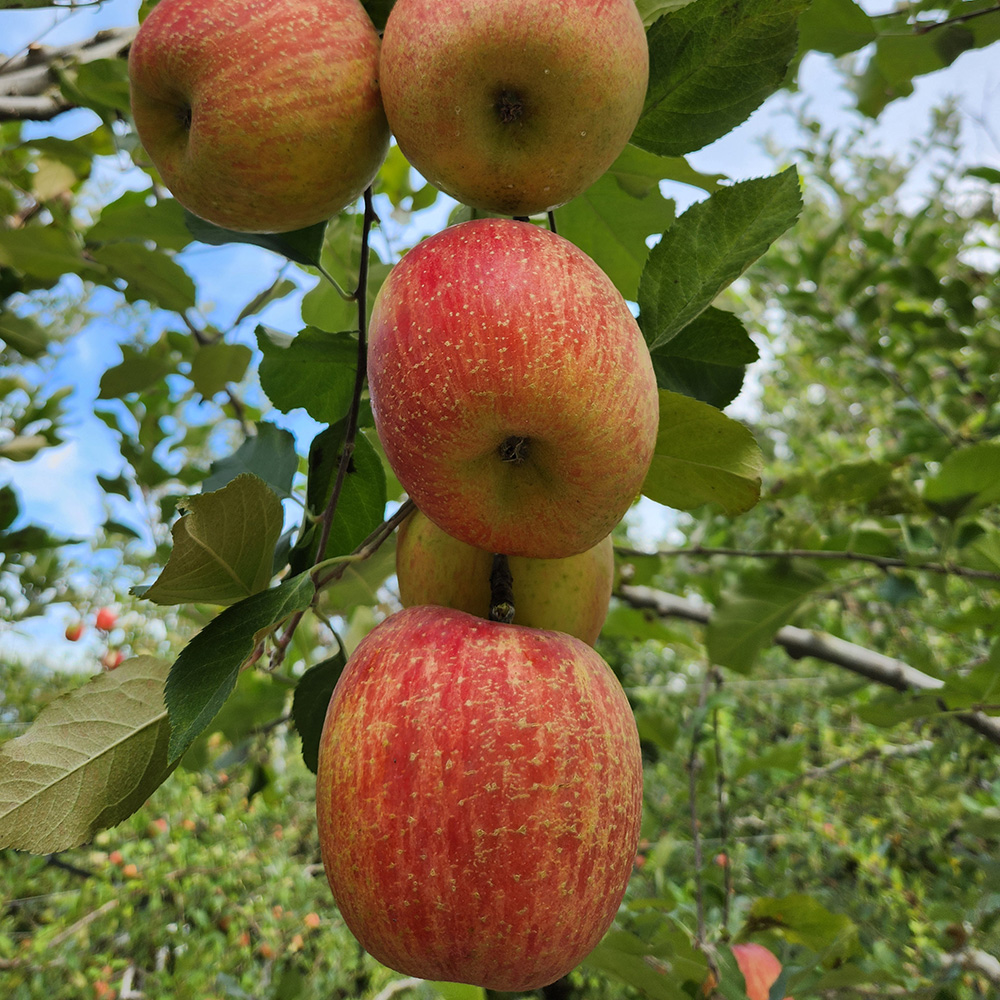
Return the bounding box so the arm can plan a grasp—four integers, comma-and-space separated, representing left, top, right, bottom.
129, 0, 657, 990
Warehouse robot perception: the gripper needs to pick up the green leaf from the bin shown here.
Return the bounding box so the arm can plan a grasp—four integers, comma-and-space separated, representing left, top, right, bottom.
65, 58, 131, 115
257, 325, 359, 424
583, 929, 701, 999
189, 342, 253, 398
649, 306, 758, 408
428, 985, 488, 1000
555, 145, 676, 299
642, 390, 763, 514
638, 169, 802, 351
203, 422, 299, 499
0, 657, 175, 854
967, 165, 1000, 184
138, 473, 283, 607
744, 894, 860, 961
98, 355, 173, 399
290, 426, 387, 573
633, 0, 808, 156
0, 310, 52, 358
706, 565, 825, 673
636, 0, 699, 26
90, 244, 197, 313
165, 573, 316, 764
86, 189, 193, 252
292, 650, 347, 774
923, 443, 1000, 517
734, 741, 804, 777
184, 210, 327, 267
796, 0, 875, 56
235, 277, 298, 325
0, 226, 87, 280
180, 669, 290, 770
0, 485, 18, 531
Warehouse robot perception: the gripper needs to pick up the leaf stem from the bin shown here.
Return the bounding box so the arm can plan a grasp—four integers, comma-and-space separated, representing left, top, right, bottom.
311, 188, 377, 574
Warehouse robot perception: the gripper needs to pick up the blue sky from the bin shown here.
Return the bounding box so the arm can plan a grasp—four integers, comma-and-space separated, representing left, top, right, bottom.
2, 0, 999, 665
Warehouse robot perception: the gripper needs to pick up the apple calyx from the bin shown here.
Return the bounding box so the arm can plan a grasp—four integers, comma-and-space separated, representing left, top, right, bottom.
498, 435, 530, 464
495, 89, 526, 125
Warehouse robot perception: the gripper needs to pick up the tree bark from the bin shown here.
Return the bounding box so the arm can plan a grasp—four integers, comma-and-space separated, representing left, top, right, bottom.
0, 27, 135, 122
617, 584, 1000, 748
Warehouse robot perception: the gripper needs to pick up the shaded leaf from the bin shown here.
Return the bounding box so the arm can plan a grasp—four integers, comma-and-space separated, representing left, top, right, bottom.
189, 341, 253, 398
556, 145, 676, 299
86, 189, 193, 252
235, 277, 298, 324
0, 310, 52, 358
642, 390, 763, 514
203, 422, 299, 499
797, 0, 875, 56
165, 573, 317, 763
292, 649, 347, 774
744, 894, 860, 961
257, 325, 358, 424
90, 244, 197, 313
289, 426, 387, 574
638, 169, 802, 351
138, 473, 283, 607
0, 657, 175, 854
707, 565, 825, 673
923, 443, 1000, 517
98, 355, 172, 399
649, 306, 758, 408
184, 211, 327, 267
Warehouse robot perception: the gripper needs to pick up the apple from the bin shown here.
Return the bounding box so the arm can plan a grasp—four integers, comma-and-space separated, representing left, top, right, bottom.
95, 607, 117, 631
396, 508, 614, 645
379, 0, 649, 215
731, 943, 792, 1000
316, 605, 642, 991
65, 622, 84, 641
128, 0, 389, 233
101, 650, 125, 670
368, 218, 659, 560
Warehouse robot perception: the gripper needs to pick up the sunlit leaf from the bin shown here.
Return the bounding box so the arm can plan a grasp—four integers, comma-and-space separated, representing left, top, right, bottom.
642, 390, 763, 514
138, 473, 283, 606
638, 169, 802, 351
0, 657, 175, 854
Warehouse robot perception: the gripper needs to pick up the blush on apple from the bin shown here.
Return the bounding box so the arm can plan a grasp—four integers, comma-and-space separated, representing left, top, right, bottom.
380, 0, 649, 215
315, 605, 643, 991
396, 508, 614, 645
368, 218, 659, 560
128, 0, 389, 233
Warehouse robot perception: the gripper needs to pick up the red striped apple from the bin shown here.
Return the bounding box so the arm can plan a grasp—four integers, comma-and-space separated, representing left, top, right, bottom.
396, 508, 615, 645
316, 605, 642, 991
368, 218, 659, 560
128, 0, 389, 233
379, 0, 649, 215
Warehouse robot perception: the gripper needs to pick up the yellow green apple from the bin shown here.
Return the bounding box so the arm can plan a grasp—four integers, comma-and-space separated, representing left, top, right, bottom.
396, 508, 614, 644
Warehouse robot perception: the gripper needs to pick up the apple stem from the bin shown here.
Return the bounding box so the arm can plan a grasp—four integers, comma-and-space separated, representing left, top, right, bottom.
489, 554, 515, 624
547, 210, 557, 234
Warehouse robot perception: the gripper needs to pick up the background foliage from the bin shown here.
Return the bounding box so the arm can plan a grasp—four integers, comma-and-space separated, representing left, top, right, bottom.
1, 0, 999, 997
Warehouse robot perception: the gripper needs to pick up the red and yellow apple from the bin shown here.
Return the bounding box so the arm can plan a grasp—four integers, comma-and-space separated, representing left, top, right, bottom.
316, 605, 642, 991
379, 0, 649, 215
128, 0, 389, 233
396, 508, 614, 645
368, 218, 659, 560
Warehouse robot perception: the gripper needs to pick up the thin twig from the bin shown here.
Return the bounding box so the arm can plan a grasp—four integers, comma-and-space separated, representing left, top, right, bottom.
615, 543, 1000, 583
710, 671, 732, 936
311, 188, 377, 569
914, 4, 1000, 34
687, 670, 712, 949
